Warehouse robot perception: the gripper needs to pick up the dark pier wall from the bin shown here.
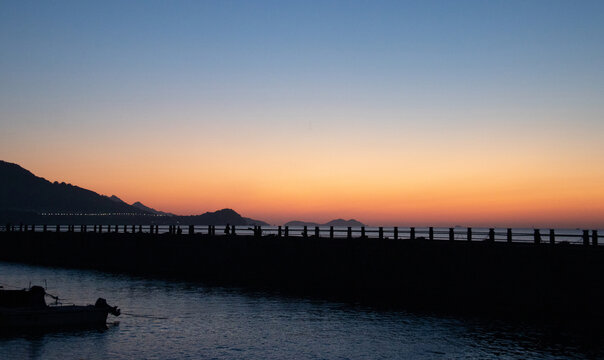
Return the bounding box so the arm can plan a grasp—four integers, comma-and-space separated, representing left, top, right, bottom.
1, 232, 603, 321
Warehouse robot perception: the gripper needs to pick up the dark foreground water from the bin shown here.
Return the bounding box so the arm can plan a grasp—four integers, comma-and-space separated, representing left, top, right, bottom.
1, 262, 602, 359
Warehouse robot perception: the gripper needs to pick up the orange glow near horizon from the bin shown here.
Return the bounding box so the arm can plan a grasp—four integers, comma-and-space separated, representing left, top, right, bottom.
6, 131, 603, 229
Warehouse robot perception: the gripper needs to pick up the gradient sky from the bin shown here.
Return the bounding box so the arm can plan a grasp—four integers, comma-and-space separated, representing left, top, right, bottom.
1, 0, 603, 227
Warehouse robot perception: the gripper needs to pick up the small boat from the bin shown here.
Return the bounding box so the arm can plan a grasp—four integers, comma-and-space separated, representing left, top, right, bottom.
0, 285, 120, 331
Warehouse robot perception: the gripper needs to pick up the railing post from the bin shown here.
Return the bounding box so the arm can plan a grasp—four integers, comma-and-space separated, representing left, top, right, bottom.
467, 227, 472, 242
132, 225, 136, 233
114, 225, 118, 233
232, 225, 236, 235
139, 225, 143, 233
379, 227, 383, 239
189, 225, 194, 235
329, 226, 334, 239
410, 227, 415, 240
347, 227, 352, 239
303, 226, 308, 238
592, 230, 598, 246
43, 224, 47, 232
155, 225, 159, 234
361, 226, 366, 238
19, 224, 23, 232
394, 227, 398, 240
429, 227, 433, 240
507, 228, 512, 243
285, 226, 289, 237
315, 226, 320, 238
549, 229, 555, 245
533, 229, 541, 244
278, 226, 282, 237
489, 228, 495, 242
449, 227, 454, 241
583, 230, 589, 246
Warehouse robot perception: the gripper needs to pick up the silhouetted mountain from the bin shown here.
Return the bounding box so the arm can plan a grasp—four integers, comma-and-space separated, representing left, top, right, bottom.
131, 201, 174, 216
0, 160, 272, 226
0, 160, 149, 215
179, 209, 249, 225
108, 195, 125, 203
243, 217, 270, 226
284, 219, 365, 227
324, 219, 365, 227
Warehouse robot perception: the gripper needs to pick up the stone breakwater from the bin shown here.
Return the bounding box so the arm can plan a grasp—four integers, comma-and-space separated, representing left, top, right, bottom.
1, 231, 604, 325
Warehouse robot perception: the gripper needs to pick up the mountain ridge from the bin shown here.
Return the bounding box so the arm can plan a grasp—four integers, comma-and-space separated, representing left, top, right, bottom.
0, 160, 269, 226
0, 160, 149, 215
284, 219, 365, 227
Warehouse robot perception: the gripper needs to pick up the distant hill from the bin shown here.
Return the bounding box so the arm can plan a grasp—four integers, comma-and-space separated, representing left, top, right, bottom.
109, 194, 175, 216
324, 219, 365, 227
0, 160, 149, 215
243, 217, 270, 226
0, 160, 270, 226
284, 219, 365, 227
108, 195, 125, 203
179, 209, 263, 226
131, 201, 174, 216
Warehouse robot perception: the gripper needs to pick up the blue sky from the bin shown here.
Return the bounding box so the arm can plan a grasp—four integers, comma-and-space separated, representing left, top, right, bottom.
1, 1, 603, 226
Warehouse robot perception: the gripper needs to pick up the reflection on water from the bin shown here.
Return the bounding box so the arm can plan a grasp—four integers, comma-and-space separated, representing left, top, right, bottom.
0, 262, 602, 359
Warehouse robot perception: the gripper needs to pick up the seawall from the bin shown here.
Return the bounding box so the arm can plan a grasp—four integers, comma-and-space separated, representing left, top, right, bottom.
1, 231, 603, 323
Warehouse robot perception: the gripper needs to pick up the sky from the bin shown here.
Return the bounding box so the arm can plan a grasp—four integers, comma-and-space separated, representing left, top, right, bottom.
1, 0, 604, 227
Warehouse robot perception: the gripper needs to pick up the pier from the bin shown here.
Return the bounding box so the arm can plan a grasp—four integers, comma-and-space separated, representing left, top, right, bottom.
1, 224, 601, 245
2, 224, 604, 325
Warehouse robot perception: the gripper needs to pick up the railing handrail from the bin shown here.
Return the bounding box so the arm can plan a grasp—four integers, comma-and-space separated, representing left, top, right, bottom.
1, 223, 601, 246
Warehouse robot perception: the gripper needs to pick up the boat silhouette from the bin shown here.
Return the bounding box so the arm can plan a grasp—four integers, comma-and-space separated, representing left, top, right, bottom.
0, 285, 120, 331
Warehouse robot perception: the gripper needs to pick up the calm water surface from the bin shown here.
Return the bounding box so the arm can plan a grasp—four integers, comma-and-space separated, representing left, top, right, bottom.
0, 262, 601, 359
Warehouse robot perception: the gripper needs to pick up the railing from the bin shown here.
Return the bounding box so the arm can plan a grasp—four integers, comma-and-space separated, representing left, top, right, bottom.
0, 224, 601, 246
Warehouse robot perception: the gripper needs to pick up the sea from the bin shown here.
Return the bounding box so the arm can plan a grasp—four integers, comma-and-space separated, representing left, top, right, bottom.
1, 261, 602, 359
